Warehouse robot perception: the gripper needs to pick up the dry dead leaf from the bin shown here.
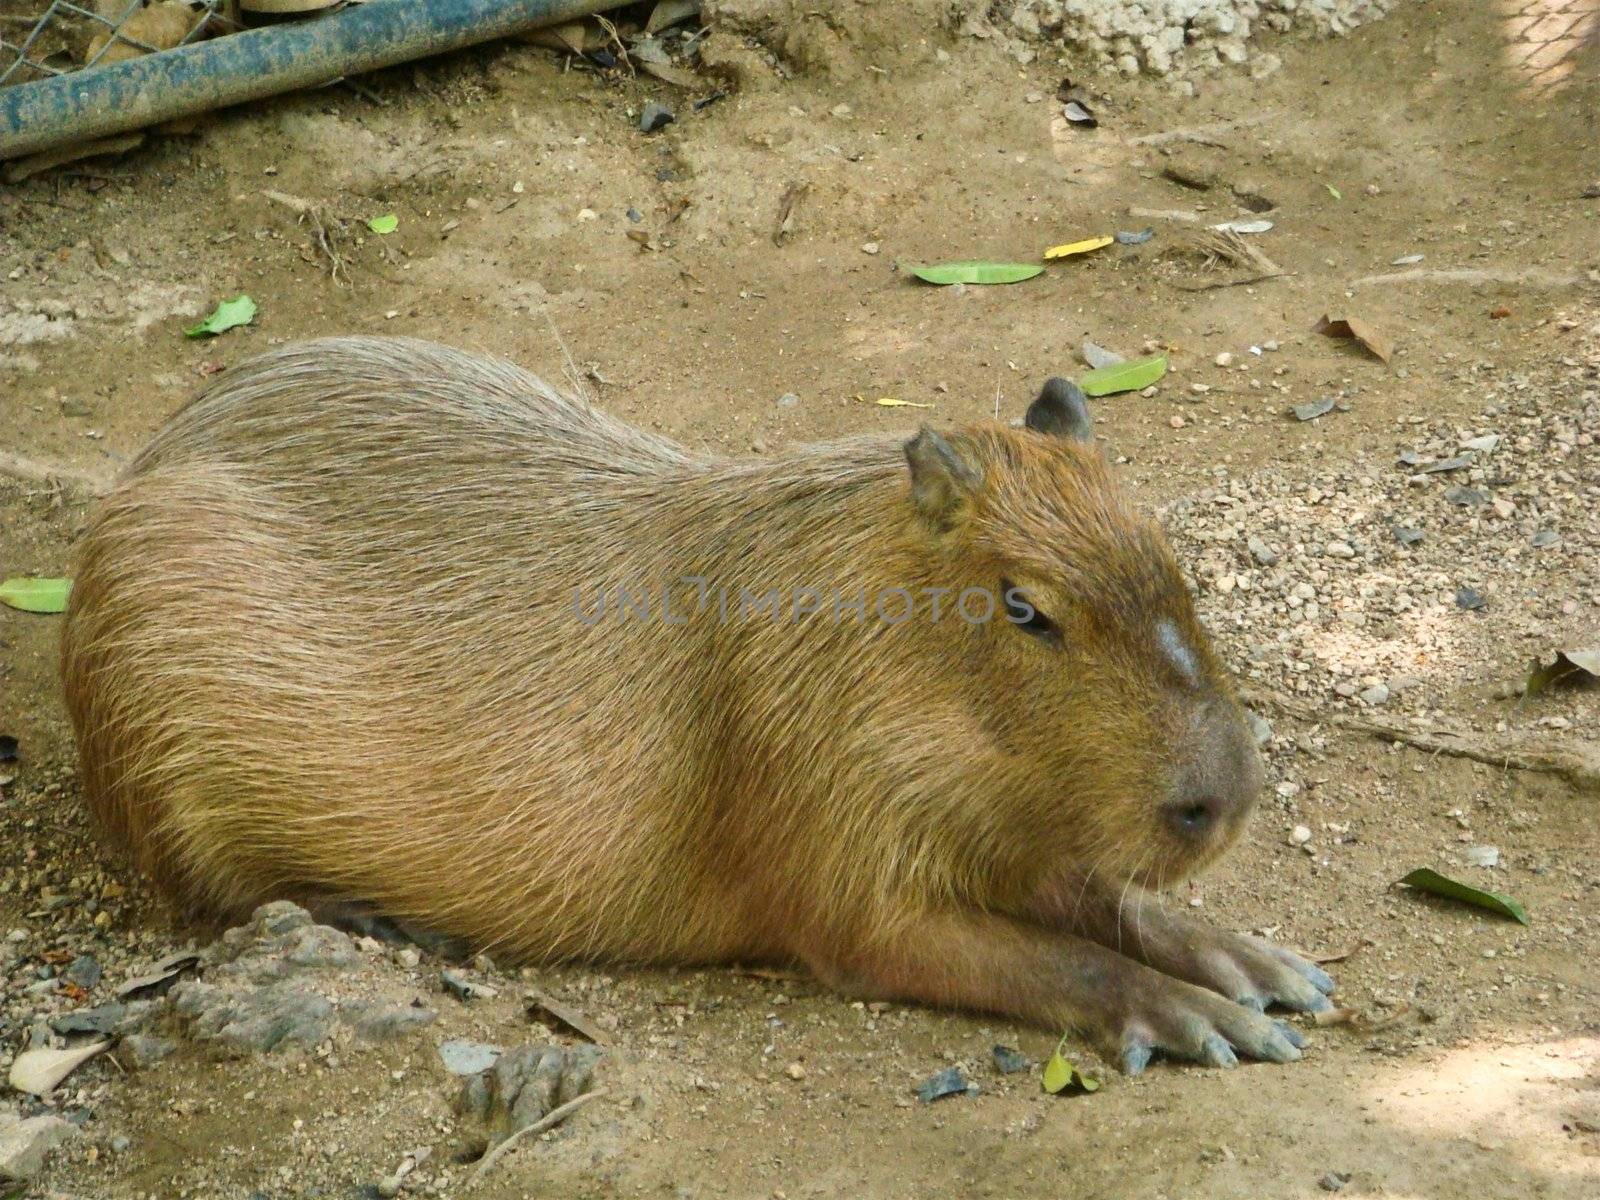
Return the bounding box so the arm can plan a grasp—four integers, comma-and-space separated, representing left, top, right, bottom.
1313, 314, 1394, 363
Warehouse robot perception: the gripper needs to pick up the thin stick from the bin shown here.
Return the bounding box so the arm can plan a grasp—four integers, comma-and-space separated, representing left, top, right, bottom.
1255, 691, 1600, 792
1126, 115, 1269, 146
1351, 267, 1585, 290
467, 1089, 608, 1186
1174, 271, 1293, 292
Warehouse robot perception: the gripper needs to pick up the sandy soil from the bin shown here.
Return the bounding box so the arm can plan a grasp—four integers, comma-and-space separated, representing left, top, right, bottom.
2, 2, 1598, 1198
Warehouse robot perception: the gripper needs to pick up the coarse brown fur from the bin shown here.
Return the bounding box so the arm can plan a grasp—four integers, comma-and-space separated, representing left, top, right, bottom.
64, 337, 1331, 1067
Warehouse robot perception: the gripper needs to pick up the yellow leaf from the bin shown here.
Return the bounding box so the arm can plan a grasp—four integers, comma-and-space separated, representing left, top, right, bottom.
867, 396, 934, 409
1043, 235, 1114, 261
1041, 1036, 1101, 1095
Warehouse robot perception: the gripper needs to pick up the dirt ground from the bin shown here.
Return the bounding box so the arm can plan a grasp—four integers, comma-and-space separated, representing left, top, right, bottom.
3, 1, 1599, 1197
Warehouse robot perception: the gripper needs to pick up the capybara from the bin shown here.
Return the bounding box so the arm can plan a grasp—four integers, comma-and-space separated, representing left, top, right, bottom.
63, 336, 1333, 1071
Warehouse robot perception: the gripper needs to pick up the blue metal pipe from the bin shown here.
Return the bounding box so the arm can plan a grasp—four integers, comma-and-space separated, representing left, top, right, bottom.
1, 0, 622, 160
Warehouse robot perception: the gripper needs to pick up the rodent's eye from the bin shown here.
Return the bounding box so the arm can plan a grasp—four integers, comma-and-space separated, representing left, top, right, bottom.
1001, 580, 1059, 641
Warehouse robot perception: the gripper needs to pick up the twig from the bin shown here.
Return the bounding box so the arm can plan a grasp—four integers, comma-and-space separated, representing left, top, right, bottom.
1350, 267, 1587, 290
1126, 116, 1269, 146
594, 14, 632, 74
1175, 271, 1294, 292
0, 450, 112, 497
467, 1089, 608, 1186
338, 77, 388, 106
262, 190, 350, 285
1255, 691, 1600, 793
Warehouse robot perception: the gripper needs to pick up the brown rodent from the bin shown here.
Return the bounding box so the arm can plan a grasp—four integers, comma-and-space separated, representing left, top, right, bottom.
63, 337, 1333, 1072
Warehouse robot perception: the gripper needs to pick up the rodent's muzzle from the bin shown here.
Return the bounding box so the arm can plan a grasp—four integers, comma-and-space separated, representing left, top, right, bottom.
1160, 698, 1263, 856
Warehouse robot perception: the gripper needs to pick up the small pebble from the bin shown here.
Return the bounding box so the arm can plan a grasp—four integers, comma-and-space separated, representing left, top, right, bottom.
916, 1066, 971, 1103
639, 102, 675, 133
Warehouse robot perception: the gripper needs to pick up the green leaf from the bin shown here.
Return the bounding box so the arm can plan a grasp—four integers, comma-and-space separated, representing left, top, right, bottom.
1400, 867, 1529, 925
367, 213, 399, 235
185, 295, 257, 338
0, 577, 71, 614
1077, 353, 1168, 396
910, 262, 1044, 286
1041, 1036, 1101, 1095
1325, 183, 1342, 200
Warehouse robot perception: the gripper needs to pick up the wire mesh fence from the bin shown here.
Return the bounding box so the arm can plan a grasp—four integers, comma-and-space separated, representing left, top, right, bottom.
0, 0, 234, 89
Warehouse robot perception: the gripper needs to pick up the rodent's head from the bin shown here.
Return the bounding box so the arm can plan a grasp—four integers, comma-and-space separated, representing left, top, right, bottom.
902, 380, 1262, 889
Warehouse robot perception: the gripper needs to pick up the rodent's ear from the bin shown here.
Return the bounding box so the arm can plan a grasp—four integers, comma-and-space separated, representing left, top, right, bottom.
903, 427, 983, 531
1025, 378, 1093, 442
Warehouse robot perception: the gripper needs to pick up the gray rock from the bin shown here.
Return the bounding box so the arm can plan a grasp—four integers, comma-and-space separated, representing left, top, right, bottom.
776, 392, 800, 408
1357, 683, 1390, 706
916, 1065, 972, 1102
119, 1033, 177, 1068
50, 1002, 127, 1036
281, 926, 360, 971
172, 979, 335, 1056
1246, 535, 1279, 566
256, 901, 315, 937
460, 1042, 605, 1146
439, 1039, 503, 1076
64, 955, 101, 989
639, 102, 675, 133
0, 1113, 77, 1182
349, 1002, 438, 1041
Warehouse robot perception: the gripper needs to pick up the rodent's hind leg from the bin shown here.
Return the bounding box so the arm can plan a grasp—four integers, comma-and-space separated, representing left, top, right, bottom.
1026, 876, 1336, 1016
802, 911, 1305, 1073
305, 897, 471, 961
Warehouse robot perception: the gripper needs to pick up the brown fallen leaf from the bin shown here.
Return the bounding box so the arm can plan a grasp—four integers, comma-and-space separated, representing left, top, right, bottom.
525, 986, 612, 1046
1313, 314, 1394, 363
1489, 306, 1512, 319
639, 60, 700, 89
518, 20, 605, 55
85, 1, 205, 65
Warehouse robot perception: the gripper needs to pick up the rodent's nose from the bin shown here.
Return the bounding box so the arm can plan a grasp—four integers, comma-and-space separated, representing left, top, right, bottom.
1165, 699, 1262, 844
1164, 796, 1228, 840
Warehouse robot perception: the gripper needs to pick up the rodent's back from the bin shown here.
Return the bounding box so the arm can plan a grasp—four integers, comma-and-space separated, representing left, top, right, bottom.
131, 336, 694, 487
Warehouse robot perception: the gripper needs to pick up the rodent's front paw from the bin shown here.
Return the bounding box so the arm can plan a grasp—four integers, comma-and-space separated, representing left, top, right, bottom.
1179, 929, 1336, 1016
1107, 975, 1308, 1074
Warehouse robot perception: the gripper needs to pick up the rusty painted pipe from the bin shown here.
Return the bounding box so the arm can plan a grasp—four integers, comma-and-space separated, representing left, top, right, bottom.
1, 0, 624, 161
